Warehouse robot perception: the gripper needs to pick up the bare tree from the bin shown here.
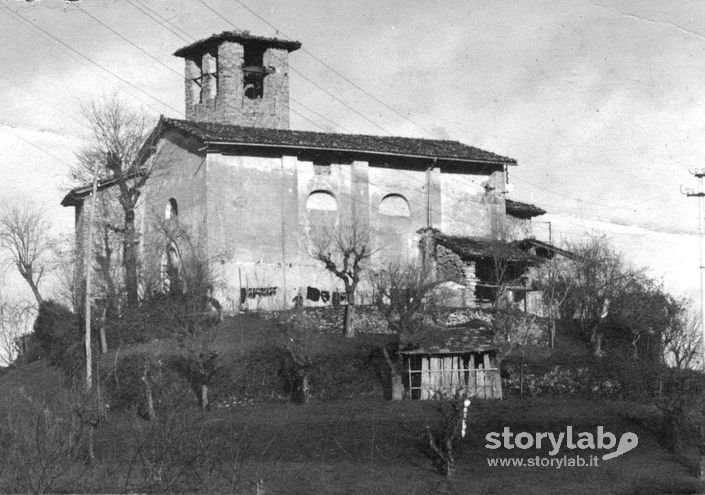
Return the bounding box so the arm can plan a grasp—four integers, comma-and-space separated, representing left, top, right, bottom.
0, 204, 54, 305
606, 275, 678, 361
153, 216, 222, 411
562, 236, 637, 356
373, 262, 440, 341
278, 310, 316, 404
480, 241, 537, 361
373, 262, 445, 399
75, 96, 157, 308
0, 291, 34, 366
92, 194, 124, 319
309, 221, 376, 338
663, 308, 702, 370
52, 236, 81, 313
534, 256, 574, 348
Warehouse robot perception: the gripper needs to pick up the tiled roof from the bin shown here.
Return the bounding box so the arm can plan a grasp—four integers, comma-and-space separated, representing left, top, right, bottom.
161, 117, 517, 165
506, 199, 546, 219
433, 233, 573, 263
433, 234, 536, 262
173, 30, 301, 57
401, 323, 498, 354
514, 238, 575, 260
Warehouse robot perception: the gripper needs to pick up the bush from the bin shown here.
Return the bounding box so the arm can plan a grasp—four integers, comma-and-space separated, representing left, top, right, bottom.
103, 296, 180, 346
0, 390, 88, 494
501, 352, 666, 401
102, 353, 191, 415
32, 300, 80, 364
122, 411, 219, 493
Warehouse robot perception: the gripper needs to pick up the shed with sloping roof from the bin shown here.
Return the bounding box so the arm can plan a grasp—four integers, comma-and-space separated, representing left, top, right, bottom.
400, 324, 502, 399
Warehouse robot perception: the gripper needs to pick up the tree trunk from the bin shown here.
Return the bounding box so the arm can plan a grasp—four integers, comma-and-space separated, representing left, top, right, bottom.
301, 374, 310, 404
631, 339, 639, 360
24, 276, 42, 306
123, 210, 139, 308
141, 364, 156, 421
550, 318, 556, 349
593, 333, 603, 357
381, 346, 403, 400
98, 226, 119, 318
200, 383, 209, 411
87, 425, 95, 465
344, 291, 356, 338
99, 326, 108, 354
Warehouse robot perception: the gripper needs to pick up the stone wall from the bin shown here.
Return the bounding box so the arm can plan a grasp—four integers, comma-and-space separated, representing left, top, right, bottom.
185, 42, 290, 129
262, 305, 394, 335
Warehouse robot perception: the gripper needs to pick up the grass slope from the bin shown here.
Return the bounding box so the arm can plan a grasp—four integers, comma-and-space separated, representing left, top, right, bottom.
1, 315, 703, 493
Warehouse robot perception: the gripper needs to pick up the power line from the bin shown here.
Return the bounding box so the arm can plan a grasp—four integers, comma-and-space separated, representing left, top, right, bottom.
124, 0, 195, 43
72, 3, 184, 80
0, 124, 75, 169
77, 0, 483, 190
0, 76, 87, 132
224, 0, 680, 218
197, 0, 656, 219
189, 0, 483, 198
33, 0, 663, 223
232, 0, 442, 139
194, 0, 394, 136
681, 169, 705, 359
511, 175, 664, 212
7, 0, 639, 235
120, 1, 353, 134
0, 3, 183, 117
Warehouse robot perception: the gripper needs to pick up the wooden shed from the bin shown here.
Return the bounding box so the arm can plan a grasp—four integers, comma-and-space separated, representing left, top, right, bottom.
400, 324, 502, 400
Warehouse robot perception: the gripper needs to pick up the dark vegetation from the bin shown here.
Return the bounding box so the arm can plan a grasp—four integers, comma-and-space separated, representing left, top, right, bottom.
2, 297, 705, 493
0, 359, 701, 494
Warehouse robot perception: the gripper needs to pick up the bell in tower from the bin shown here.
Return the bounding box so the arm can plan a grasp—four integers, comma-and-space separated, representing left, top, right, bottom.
173, 31, 301, 130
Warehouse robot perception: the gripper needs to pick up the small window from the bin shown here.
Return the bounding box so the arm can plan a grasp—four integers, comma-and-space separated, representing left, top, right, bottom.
380, 194, 410, 217
314, 163, 331, 176
306, 191, 337, 211
165, 198, 178, 219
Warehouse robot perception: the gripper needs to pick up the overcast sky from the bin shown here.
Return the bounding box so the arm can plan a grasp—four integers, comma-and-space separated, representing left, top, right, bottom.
0, 0, 703, 300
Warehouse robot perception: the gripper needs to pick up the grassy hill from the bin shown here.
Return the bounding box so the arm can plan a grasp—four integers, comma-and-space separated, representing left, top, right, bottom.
0, 313, 703, 493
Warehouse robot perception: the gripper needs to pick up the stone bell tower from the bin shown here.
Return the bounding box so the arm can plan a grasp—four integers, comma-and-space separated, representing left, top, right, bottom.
173, 31, 301, 129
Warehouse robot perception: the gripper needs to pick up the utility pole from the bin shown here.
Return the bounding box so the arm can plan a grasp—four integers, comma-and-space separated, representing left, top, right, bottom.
84, 163, 98, 391
681, 169, 705, 360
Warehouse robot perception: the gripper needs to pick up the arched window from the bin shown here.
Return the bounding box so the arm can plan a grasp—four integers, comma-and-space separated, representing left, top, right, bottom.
165, 198, 178, 219
380, 194, 411, 217
306, 190, 337, 211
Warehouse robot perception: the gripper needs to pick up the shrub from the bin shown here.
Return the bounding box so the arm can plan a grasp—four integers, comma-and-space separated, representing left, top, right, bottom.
103, 296, 179, 346
0, 390, 88, 494
102, 353, 191, 416
423, 392, 472, 478
32, 300, 80, 364
501, 352, 666, 401
122, 411, 220, 493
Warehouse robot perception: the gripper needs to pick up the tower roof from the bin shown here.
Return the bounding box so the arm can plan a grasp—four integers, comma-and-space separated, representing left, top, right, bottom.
173, 30, 301, 58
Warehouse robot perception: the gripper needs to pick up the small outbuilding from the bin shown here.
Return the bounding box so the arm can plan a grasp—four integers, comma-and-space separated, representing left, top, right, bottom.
400, 324, 502, 400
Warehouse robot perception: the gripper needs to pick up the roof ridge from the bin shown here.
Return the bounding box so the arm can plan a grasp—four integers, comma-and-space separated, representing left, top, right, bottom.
164, 117, 466, 144
161, 117, 517, 164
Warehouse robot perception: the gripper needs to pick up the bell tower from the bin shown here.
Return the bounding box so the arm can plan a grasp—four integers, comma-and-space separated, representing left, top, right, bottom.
174, 31, 301, 129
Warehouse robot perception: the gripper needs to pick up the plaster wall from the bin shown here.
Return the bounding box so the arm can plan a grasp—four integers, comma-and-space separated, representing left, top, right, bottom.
367, 163, 433, 264
73, 139, 510, 312
440, 168, 506, 238
505, 215, 534, 241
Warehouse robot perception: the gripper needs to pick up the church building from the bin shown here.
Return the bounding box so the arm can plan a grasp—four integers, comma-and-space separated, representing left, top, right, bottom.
62, 31, 547, 313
